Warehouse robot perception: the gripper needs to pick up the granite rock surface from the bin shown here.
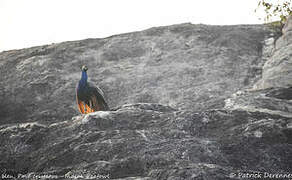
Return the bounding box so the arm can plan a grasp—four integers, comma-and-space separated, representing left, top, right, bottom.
0, 18, 291, 180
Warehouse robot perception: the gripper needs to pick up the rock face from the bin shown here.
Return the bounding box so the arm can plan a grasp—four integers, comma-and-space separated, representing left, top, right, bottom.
254, 15, 292, 89
0, 23, 278, 125
0, 18, 292, 180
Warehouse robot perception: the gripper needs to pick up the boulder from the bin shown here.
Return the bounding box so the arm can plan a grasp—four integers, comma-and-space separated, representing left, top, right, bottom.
254, 15, 292, 89
0, 21, 291, 179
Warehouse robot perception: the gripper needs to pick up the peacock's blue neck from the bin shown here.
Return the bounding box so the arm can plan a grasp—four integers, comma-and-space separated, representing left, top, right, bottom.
79, 71, 88, 87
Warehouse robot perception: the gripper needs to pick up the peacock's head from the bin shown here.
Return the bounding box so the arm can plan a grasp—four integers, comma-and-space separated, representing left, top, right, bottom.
81, 65, 88, 72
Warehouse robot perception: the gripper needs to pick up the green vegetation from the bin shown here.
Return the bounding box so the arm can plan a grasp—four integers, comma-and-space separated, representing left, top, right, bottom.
256, 0, 292, 23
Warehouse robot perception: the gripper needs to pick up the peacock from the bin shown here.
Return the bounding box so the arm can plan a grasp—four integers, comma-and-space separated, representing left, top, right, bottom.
76, 65, 110, 114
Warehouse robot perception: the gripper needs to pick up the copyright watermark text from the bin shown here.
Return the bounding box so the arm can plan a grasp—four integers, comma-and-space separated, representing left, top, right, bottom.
229, 172, 292, 179
1, 173, 110, 179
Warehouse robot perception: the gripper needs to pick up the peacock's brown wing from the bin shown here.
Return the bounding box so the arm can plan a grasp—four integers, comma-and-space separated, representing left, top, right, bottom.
76, 85, 109, 114
87, 83, 110, 111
